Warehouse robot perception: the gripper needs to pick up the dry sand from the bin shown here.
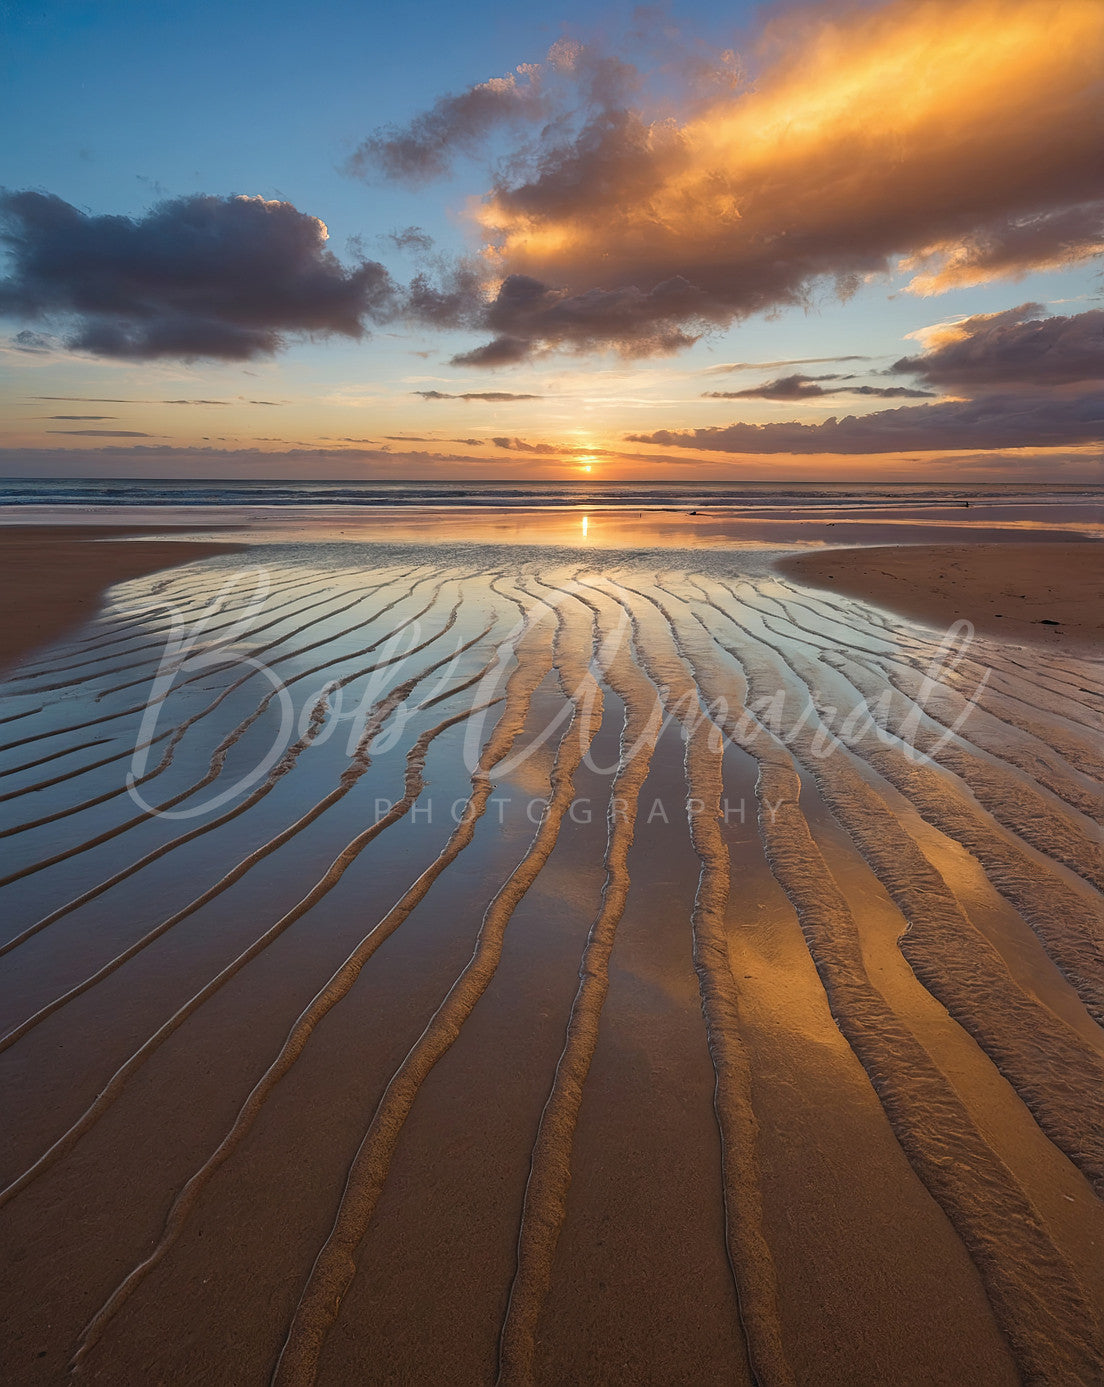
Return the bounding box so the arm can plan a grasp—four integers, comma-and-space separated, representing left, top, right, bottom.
0, 526, 244, 673
777, 541, 1104, 654
0, 532, 1102, 1385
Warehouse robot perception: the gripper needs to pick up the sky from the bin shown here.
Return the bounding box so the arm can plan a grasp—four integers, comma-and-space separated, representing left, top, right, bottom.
0, 0, 1101, 482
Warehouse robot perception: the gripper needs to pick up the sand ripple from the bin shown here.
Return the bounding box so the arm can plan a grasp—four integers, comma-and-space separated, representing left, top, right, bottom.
0, 548, 1101, 1386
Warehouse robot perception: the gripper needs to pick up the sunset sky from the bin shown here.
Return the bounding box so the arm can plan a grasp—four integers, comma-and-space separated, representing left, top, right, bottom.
1, 0, 1101, 481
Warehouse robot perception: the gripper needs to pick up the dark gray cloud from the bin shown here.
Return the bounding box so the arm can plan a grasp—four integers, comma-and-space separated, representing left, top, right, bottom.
402, 262, 486, 332
348, 39, 641, 188
893, 304, 1104, 389
0, 190, 396, 360
630, 390, 1104, 454
648, 304, 1104, 457
703, 374, 932, 400
845, 385, 937, 398
387, 226, 434, 253
705, 372, 844, 399
43, 414, 117, 420
450, 335, 533, 367
348, 68, 548, 185
46, 428, 155, 437
415, 389, 543, 401
10, 329, 53, 352
900, 204, 1104, 294
450, 269, 705, 366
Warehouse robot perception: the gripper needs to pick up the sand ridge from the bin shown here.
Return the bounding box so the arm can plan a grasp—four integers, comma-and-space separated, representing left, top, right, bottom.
0, 540, 1101, 1385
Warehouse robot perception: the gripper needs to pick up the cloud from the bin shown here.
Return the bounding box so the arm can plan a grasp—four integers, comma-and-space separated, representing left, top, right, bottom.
483, 434, 650, 460
450, 335, 533, 367
892, 304, 1104, 389
702, 355, 872, 375
46, 428, 155, 437
705, 372, 843, 399
703, 374, 933, 401
387, 226, 434, 253
814, 385, 933, 398
447, 271, 704, 365
43, 414, 118, 420
10, 329, 53, 352
389, 257, 485, 335
31, 394, 280, 406
630, 391, 1104, 454
348, 68, 548, 184
348, 41, 641, 188
415, 389, 543, 401
626, 296, 1104, 453
0, 190, 396, 360
490, 436, 561, 454
396, 0, 1104, 363
899, 204, 1104, 295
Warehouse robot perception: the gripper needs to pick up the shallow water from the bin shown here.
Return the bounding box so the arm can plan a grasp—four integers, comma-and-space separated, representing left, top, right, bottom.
1, 538, 1102, 1385
1, 477, 1102, 551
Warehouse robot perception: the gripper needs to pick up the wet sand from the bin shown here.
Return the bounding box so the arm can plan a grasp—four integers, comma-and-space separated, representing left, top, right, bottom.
0, 530, 1102, 1385
777, 541, 1104, 654
1, 497, 1099, 553
0, 527, 245, 673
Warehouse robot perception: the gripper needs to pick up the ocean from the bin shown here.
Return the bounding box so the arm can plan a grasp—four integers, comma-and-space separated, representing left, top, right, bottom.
0, 476, 1101, 512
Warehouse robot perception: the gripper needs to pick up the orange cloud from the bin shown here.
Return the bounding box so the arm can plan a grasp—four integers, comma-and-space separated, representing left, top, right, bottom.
898, 206, 1104, 295
462, 0, 1102, 360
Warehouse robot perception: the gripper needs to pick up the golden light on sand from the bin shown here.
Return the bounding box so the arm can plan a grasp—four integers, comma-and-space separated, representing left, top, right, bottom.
5, 527, 1104, 1384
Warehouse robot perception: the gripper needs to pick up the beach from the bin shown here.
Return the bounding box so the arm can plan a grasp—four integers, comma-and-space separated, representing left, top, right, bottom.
6, 0, 1102, 1375
0, 513, 1102, 1386
0, 527, 244, 675
779, 542, 1104, 654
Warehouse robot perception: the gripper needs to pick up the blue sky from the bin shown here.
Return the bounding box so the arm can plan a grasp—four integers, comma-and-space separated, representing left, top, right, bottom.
1, 0, 1101, 479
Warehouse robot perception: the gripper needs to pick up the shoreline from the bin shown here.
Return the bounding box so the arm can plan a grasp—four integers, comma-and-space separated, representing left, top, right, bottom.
775, 541, 1104, 656
1, 525, 1100, 674
0, 526, 246, 673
